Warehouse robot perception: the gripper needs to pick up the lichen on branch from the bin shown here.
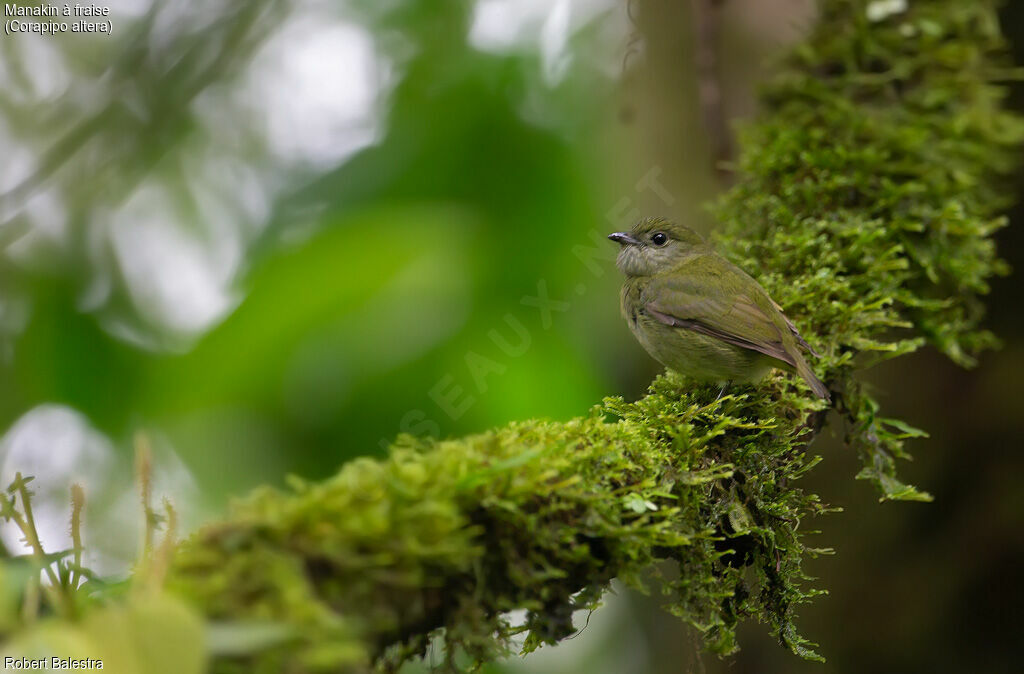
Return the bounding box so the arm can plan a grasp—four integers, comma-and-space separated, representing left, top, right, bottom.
166, 1, 1023, 672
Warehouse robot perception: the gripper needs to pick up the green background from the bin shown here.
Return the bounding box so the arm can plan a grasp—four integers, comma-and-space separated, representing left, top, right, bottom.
0, 1, 1021, 671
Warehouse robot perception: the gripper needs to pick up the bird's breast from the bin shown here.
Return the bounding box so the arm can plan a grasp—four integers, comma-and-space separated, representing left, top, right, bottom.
619, 281, 771, 383
620, 279, 646, 329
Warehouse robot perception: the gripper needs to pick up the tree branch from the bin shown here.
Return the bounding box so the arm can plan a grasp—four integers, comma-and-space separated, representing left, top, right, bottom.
165, 1, 1023, 672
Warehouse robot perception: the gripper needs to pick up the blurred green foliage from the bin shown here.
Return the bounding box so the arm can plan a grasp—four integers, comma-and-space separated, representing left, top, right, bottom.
2, 0, 1024, 673
6, 593, 205, 674
161, 1, 1020, 671
0, 0, 632, 500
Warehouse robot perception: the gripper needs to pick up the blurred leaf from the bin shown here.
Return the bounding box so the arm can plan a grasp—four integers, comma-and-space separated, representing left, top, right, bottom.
5, 593, 205, 674
206, 620, 295, 657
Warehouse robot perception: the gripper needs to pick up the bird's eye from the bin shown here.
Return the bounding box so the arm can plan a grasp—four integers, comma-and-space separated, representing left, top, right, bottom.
651, 232, 669, 246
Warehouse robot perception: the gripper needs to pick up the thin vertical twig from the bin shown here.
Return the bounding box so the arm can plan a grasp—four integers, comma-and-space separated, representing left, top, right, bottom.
7, 473, 70, 616
12, 475, 61, 590
69, 483, 85, 591
135, 432, 156, 562
146, 499, 178, 590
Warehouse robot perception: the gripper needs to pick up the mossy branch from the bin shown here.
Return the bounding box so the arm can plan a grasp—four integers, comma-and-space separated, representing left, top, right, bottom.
166, 1, 1023, 672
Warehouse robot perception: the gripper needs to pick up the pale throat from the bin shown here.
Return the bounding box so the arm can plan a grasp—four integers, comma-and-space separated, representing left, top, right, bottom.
616, 246, 656, 277
616, 245, 690, 277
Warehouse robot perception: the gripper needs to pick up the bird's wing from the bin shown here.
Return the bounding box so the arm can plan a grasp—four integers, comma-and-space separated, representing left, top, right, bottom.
772, 299, 820, 357
641, 273, 797, 367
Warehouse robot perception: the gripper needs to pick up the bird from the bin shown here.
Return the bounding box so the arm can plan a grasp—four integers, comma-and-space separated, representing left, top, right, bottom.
608, 216, 830, 401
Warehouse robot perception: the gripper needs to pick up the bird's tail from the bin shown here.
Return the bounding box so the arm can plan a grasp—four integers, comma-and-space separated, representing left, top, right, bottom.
794, 355, 830, 402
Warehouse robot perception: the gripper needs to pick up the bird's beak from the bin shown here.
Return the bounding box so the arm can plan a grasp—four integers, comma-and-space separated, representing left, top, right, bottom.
608, 232, 641, 246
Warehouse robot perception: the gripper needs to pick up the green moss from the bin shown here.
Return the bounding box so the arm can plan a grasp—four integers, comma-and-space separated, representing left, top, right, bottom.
716, 0, 1024, 500
171, 382, 828, 671
166, 1, 1024, 671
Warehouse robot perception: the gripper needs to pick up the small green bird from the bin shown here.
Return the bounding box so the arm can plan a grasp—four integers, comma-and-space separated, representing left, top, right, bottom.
609, 217, 830, 401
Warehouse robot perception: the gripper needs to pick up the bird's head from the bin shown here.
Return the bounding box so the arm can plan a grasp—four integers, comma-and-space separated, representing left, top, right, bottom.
608, 217, 706, 277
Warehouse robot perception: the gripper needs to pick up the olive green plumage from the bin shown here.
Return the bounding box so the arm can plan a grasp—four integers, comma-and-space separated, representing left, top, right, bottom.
610, 217, 830, 401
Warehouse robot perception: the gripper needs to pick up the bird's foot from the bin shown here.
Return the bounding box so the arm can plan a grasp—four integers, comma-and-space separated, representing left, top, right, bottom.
715, 381, 733, 402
